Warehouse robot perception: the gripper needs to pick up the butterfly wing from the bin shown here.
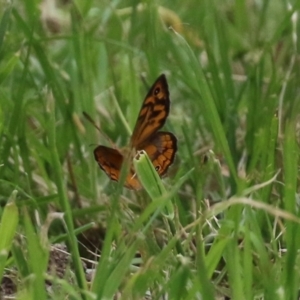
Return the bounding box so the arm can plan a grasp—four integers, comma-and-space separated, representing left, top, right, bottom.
141, 131, 177, 177
94, 146, 123, 182
130, 74, 170, 148
93, 74, 176, 190
94, 145, 142, 190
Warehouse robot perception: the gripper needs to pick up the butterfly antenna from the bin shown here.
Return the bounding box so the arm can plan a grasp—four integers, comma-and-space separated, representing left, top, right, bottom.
82, 111, 115, 147
140, 73, 151, 90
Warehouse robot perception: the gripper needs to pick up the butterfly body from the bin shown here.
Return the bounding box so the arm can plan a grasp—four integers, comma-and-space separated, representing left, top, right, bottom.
94, 74, 177, 190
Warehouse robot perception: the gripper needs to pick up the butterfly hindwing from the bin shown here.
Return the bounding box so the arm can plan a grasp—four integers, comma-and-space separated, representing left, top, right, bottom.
94, 145, 142, 189
141, 131, 177, 177
94, 146, 123, 182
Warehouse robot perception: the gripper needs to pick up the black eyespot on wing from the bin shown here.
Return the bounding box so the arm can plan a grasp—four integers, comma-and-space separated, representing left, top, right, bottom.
154, 87, 160, 95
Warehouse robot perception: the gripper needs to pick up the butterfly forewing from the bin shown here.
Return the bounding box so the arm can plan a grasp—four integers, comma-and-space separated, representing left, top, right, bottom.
130, 74, 170, 148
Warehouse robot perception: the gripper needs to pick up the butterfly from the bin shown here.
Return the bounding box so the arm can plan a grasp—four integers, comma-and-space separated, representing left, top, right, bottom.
93, 74, 177, 190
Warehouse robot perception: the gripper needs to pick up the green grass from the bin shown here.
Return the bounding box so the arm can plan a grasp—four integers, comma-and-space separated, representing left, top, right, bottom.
1, 0, 300, 299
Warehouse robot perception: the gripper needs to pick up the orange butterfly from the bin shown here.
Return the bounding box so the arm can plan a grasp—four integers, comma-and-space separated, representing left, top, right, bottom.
94, 74, 177, 190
